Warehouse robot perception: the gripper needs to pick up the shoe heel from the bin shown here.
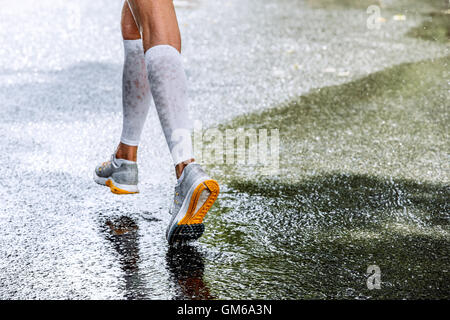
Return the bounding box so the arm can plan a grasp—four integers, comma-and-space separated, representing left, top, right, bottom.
106, 179, 139, 195
188, 179, 220, 225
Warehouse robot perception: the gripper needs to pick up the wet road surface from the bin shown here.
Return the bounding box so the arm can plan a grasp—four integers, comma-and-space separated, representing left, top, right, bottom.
0, 0, 449, 299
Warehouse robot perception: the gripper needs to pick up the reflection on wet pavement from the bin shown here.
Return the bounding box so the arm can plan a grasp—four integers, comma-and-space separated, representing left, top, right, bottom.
101, 215, 213, 300
102, 216, 145, 300
167, 245, 213, 300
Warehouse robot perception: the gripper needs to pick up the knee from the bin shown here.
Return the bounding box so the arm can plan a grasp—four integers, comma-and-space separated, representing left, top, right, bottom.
141, 25, 181, 53
169, 38, 182, 53
122, 21, 141, 40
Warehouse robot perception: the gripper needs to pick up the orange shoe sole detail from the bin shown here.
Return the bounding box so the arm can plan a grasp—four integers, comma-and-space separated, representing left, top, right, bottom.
105, 179, 139, 195
178, 179, 220, 225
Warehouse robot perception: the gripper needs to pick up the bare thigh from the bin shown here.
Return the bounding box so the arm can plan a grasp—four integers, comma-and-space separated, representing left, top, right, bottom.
126, 0, 181, 52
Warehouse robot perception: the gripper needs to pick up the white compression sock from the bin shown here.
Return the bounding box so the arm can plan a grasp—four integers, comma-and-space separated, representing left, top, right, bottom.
145, 45, 194, 166
120, 39, 152, 147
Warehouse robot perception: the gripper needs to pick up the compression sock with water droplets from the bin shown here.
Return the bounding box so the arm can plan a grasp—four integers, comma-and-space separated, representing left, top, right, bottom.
120, 39, 152, 147
145, 45, 194, 166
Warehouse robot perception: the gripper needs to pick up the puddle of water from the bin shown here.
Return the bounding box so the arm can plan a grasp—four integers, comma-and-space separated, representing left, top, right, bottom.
408, 11, 450, 43
200, 56, 450, 299
306, 0, 383, 9
307, 0, 446, 11
309, 0, 450, 44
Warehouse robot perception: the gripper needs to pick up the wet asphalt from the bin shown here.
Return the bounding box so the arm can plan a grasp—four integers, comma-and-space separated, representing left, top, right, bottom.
0, 0, 448, 299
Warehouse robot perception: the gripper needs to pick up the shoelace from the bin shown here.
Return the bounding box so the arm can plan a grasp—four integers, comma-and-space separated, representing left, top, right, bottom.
98, 161, 110, 172
174, 191, 180, 205
98, 154, 119, 172
101, 161, 110, 168
110, 154, 120, 169
102, 155, 120, 169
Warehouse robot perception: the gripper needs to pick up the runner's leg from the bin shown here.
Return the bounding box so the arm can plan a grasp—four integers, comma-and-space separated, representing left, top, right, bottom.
126, 1, 219, 244
116, 1, 151, 162
127, 0, 194, 178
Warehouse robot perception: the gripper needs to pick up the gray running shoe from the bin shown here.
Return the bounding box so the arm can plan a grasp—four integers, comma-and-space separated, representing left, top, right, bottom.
93, 154, 139, 194
166, 163, 219, 244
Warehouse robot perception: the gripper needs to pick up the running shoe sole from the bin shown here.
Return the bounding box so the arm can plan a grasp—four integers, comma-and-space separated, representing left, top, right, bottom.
168, 179, 219, 244
93, 171, 139, 194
